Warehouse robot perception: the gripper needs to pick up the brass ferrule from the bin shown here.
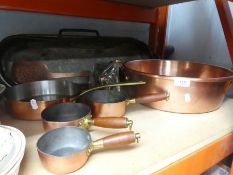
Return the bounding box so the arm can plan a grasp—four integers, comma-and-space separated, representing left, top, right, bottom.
79, 115, 93, 128
87, 139, 104, 156
126, 99, 136, 105
92, 139, 104, 150
126, 119, 133, 130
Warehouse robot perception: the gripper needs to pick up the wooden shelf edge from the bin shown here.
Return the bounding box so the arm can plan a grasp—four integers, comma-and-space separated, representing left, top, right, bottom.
153, 132, 233, 175
0, 0, 157, 23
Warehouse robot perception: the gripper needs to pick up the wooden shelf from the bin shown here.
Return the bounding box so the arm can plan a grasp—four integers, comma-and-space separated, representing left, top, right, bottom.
1, 98, 233, 175
0, 0, 233, 174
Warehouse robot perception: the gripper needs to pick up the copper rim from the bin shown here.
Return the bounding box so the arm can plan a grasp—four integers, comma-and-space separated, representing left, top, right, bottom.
124, 59, 233, 82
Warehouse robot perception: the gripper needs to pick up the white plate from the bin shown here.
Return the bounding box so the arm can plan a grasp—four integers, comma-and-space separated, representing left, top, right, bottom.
0, 125, 26, 175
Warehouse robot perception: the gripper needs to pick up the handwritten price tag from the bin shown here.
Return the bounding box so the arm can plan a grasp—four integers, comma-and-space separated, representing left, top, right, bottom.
174, 78, 191, 87
30, 99, 38, 110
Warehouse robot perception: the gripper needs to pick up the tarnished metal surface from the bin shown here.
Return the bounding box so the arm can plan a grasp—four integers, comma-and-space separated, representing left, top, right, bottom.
0, 34, 152, 86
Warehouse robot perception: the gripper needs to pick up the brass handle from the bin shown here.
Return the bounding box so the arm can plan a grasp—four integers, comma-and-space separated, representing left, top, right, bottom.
70, 81, 145, 102
93, 117, 133, 130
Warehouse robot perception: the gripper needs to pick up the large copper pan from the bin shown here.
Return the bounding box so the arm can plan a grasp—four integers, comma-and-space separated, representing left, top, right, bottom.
123, 59, 233, 113
3, 80, 145, 120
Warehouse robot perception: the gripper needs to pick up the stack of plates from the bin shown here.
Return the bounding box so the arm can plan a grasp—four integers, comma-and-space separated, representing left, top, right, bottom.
0, 125, 26, 175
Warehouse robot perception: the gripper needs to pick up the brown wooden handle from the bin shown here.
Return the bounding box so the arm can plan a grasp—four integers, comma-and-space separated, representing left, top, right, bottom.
49, 71, 91, 78
102, 131, 138, 149
134, 92, 169, 103
93, 117, 131, 129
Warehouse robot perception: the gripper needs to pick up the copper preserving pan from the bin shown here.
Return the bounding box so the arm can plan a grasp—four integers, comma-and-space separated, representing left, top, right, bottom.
123, 59, 233, 113
37, 126, 140, 174
41, 103, 133, 131
4, 80, 145, 120
86, 89, 168, 117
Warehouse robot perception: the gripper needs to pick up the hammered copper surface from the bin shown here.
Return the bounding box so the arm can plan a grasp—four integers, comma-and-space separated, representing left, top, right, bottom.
124, 59, 233, 113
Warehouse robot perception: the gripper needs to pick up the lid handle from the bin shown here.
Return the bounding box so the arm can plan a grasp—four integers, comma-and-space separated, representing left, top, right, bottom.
58, 29, 100, 38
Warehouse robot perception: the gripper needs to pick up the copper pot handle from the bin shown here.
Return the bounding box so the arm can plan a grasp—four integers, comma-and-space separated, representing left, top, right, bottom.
127, 92, 169, 104
90, 131, 140, 152
92, 117, 133, 130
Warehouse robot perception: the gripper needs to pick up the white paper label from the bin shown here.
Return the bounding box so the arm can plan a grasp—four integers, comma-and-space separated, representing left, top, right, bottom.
184, 93, 191, 103
30, 99, 38, 110
174, 78, 191, 87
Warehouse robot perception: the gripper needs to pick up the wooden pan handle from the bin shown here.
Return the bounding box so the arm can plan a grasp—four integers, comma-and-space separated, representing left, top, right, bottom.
93, 117, 133, 130
102, 131, 139, 149
134, 92, 169, 104
89, 131, 140, 153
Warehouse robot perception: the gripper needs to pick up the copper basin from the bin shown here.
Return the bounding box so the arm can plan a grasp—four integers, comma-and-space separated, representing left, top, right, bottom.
123, 59, 233, 113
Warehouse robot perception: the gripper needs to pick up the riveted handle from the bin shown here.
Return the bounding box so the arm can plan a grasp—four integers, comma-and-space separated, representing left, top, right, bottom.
93, 117, 133, 130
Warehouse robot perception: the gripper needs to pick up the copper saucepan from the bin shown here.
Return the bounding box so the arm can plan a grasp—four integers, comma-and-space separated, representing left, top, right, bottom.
123, 59, 233, 113
37, 126, 140, 174
4, 80, 145, 120
85, 89, 168, 117
41, 103, 133, 131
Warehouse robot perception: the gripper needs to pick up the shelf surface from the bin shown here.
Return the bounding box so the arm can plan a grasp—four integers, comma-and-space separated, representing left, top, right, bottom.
1, 97, 233, 175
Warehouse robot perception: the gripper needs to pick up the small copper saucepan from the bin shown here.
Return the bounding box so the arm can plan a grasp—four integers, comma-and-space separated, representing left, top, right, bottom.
37, 126, 140, 174
41, 103, 133, 131
85, 90, 169, 117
